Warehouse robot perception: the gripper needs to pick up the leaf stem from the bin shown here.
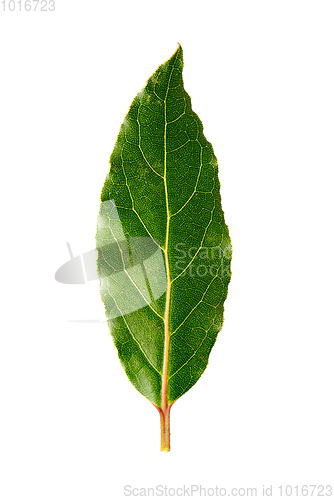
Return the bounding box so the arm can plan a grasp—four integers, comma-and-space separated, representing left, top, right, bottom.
157, 405, 172, 452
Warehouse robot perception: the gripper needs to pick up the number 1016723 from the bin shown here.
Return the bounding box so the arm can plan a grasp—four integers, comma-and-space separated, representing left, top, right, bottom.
1, 0, 55, 10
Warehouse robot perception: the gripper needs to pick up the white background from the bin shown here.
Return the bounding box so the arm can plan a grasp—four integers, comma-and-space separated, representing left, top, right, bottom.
1, 1, 334, 498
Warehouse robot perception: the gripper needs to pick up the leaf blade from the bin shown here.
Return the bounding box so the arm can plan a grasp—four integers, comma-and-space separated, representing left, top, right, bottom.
96, 45, 232, 426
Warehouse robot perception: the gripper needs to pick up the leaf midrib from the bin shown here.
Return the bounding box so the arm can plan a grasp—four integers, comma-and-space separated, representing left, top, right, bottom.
161, 55, 177, 411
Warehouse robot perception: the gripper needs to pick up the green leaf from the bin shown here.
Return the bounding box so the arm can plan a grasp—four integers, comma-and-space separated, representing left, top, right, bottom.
96, 45, 232, 451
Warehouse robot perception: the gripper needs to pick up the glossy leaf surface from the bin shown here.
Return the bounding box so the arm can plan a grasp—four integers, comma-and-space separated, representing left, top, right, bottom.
96, 46, 232, 446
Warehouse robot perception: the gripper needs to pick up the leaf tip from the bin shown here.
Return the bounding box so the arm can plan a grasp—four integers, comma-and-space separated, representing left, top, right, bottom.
170, 43, 183, 69
175, 42, 183, 57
